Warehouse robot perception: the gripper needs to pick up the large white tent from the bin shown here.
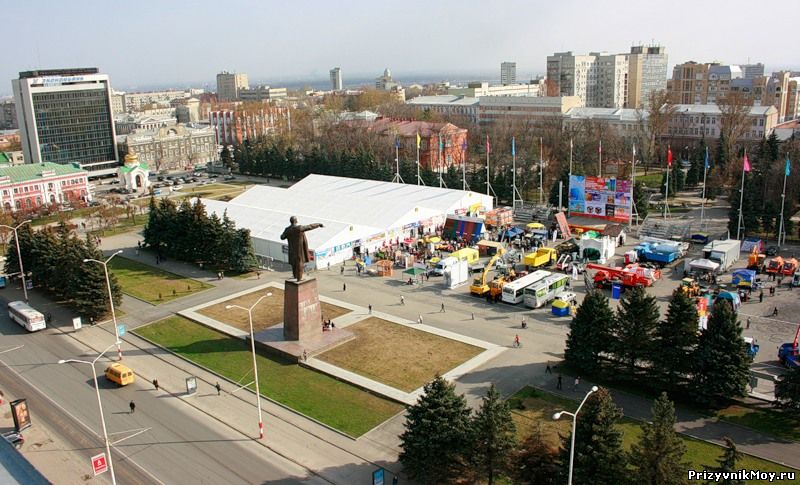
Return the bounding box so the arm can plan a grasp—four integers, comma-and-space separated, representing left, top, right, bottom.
202, 174, 494, 268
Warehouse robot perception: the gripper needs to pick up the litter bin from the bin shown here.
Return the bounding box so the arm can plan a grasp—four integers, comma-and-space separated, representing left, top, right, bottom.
611, 283, 622, 300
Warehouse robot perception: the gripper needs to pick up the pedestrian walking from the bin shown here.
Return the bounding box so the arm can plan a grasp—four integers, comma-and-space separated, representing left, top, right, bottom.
215, 382, 222, 396
746, 317, 751, 329
440, 302, 446, 313
327, 262, 331, 271
129, 401, 136, 414
545, 362, 552, 374
471, 312, 475, 320
368, 304, 373, 314
400, 295, 405, 305
418, 315, 423, 325
152, 378, 159, 391
302, 350, 308, 362
343, 283, 346, 292
773, 306, 779, 317
759, 290, 764, 303
513, 334, 520, 348
556, 374, 562, 390
573, 376, 580, 392
340, 266, 345, 275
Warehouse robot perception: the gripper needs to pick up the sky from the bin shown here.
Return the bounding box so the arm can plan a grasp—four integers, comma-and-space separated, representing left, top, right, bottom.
2, 0, 797, 95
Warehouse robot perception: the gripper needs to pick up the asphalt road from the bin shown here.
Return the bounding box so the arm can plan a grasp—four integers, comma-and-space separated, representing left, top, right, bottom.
0, 304, 318, 484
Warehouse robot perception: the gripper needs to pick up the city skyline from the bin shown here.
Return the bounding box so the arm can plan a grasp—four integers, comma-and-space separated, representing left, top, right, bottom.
2, 0, 798, 95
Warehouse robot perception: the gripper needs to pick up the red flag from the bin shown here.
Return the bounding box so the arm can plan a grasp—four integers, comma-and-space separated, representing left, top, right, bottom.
667, 146, 673, 168
743, 153, 751, 173
486, 135, 491, 154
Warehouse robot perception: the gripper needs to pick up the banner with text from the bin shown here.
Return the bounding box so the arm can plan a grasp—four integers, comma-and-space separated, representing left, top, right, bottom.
568, 175, 632, 223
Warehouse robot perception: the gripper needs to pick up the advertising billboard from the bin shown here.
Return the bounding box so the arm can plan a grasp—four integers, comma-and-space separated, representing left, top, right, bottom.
568, 175, 632, 223
10, 398, 31, 432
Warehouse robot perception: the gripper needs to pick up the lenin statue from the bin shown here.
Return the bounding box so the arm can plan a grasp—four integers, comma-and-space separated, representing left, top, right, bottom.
280, 216, 324, 281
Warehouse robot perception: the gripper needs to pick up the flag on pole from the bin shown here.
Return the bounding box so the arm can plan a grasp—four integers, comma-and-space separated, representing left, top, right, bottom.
438, 134, 443, 153
598, 140, 602, 155
667, 146, 673, 167
395, 137, 401, 149
486, 135, 491, 154
743, 153, 751, 173
704, 147, 710, 170
461, 139, 467, 152
786, 156, 792, 177
416, 132, 421, 149
511, 137, 516, 156
570, 138, 573, 151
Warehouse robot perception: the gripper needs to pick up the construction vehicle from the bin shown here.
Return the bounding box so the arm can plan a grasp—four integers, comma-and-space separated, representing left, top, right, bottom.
470, 246, 506, 296
778, 324, 800, 369
555, 253, 573, 271
679, 278, 702, 297
585, 263, 656, 289
781, 257, 798, 276
524, 247, 557, 269
766, 256, 784, 276
746, 246, 766, 271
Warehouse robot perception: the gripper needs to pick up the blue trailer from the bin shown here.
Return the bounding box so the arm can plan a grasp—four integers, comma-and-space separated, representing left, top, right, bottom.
635, 242, 681, 266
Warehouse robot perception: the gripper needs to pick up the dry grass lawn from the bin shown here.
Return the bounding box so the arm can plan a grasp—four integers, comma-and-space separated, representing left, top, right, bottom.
317, 317, 483, 392
197, 287, 351, 332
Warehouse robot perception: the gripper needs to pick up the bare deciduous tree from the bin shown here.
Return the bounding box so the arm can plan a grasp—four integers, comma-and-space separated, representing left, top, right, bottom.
718, 91, 753, 165
645, 89, 677, 164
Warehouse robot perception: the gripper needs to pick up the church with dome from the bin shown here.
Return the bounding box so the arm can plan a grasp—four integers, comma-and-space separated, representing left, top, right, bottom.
117, 149, 151, 194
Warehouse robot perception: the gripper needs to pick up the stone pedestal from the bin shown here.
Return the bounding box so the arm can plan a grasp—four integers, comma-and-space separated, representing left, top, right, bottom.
283, 278, 322, 341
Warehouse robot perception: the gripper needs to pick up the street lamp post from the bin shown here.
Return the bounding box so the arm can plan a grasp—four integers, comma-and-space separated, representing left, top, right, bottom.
58, 341, 121, 485
83, 250, 124, 361
0, 220, 31, 302
225, 292, 272, 439
553, 385, 599, 485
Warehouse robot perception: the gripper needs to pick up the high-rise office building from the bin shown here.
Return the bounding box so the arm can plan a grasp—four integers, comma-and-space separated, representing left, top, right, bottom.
547, 51, 630, 108
741, 63, 765, 80
216, 71, 249, 101
330, 67, 343, 91
12, 68, 119, 176
627, 45, 668, 109
500, 62, 516, 85
669, 62, 747, 104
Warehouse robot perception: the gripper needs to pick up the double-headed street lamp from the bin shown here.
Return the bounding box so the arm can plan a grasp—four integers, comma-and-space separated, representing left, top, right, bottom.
225, 292, 272, 439
0, 220, 31, 302
58, 341, 122, 485
553, 385, 599, 485
83, 250, 124, 361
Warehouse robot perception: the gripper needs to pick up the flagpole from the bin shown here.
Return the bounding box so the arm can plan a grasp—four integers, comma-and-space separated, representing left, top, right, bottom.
512, 137, 517, 209
392, 138, 404, 184
736, 149, 747, 241
778, 154, 789, 247
664, 144, 670, 220
438, 134, 444, 188
700, 146, 709, 226
569, 138, 573, 179
416, 133, 422, 186
630, 144, 637, 226
539, 137, 544, 205
486, 140, 490, 196
598, 139, 602, 177
462, 140, 468, 191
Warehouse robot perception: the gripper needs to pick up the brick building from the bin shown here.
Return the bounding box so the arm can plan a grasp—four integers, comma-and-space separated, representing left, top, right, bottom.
349, 118, 468, 172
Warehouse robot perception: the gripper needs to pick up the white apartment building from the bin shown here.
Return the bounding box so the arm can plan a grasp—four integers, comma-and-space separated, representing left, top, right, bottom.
479, 96, 582, 123
501, 62, 517, 85
123, 90, 188, 111
447, 81, 543, 98
406, 95, 480, 123
666, 104, 778, 140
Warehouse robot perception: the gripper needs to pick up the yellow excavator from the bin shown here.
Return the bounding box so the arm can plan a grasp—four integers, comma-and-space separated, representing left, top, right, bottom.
470, 242, 506, 296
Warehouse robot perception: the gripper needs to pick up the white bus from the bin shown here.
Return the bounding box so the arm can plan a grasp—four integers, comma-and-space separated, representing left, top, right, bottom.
523, 274, 571, 308
501, 270, 551, 304
8, 301, 46, 332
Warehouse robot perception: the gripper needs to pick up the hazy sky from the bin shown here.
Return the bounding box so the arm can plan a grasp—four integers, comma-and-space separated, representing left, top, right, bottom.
3, 0, 797, 94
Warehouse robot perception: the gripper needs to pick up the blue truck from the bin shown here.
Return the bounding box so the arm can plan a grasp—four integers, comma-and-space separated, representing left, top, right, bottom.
635, 242, 682, 267
778, 325, 800, 369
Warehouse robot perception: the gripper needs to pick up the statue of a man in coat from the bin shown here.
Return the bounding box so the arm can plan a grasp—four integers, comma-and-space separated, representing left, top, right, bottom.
280, 216, 323, 281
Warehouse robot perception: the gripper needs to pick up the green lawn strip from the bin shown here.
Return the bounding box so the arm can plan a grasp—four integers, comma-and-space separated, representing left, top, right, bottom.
715, 402, 800, 443
108, 257, 212, 304
134, 316, 403, 437
90, 218, 147, 237
634, 172, 663, 188
508, 386, 797, 482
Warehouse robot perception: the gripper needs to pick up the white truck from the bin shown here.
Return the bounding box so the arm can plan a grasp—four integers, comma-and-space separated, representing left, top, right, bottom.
703, 239, 741, 271
432, 257, 458, 276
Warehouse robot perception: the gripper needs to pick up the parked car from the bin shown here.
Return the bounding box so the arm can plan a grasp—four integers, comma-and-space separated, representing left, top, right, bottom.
157, 176, 165, 181
224, 175, 235, 181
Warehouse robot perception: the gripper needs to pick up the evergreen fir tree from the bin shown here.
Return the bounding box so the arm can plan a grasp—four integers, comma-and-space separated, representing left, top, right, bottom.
229, 228, 258, 272
692, 301, 751, 406
630, 393, 689, 485
774, 366, 800, 411
652, 289, 700, 391
513, 424, 560, 485
548, 169, 570, 208
633, 181, 649, 220
470, 384, 516, 485
565, 290, 614, 375
561, 387, 628, 485
399, 375, 473, 485
716, 132, 728, 168
612, 286, 660, 376
707, 438, 745, 485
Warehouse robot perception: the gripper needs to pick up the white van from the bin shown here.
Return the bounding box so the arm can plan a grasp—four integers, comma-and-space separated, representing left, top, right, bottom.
433, 257, 458, 276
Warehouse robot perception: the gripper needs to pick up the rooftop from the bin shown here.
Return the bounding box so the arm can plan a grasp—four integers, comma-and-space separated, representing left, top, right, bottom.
0, 162, 85, 184
671, 104, 777, 116
19, 68, 99, 79
407, 95, 480, 106
564, 107, 645, 122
